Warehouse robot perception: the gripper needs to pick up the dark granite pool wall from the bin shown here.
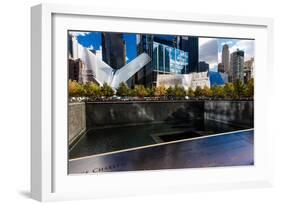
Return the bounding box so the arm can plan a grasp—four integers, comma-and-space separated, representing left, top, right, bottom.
68, 101, 253, 143
85, 101, 205, 127
68, 102, 86, 144
204, 101, 254, 128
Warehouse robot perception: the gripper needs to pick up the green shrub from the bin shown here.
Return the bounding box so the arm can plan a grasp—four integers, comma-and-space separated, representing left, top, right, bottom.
166, 86, 175, 97
187, 87, 194, 98
68, 80, 84, 97
83, 82, 101, 99
211, 85, 224, 99
202, 86, 212, 98
116, 82, 130, 97
154, 85, 166, 97
134, 85, 148, 98
128, 88, 137, 97
194, 86, 203, 97
101, 82, 115, 97
234, 80, 247, 99
174, 85, 186, 97
146, 87, 156, 97
223, 83, 235, 99
245, 78, 254, 98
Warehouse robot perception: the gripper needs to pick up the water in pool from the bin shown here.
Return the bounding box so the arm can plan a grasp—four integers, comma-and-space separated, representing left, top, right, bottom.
69, 119, 248, 159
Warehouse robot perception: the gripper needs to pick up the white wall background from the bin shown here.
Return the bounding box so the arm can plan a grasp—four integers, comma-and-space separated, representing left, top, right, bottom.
0, 0, 280, 205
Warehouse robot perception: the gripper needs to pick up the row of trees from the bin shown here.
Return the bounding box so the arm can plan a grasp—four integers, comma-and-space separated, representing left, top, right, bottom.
116, 83, 187, 98
69, 80, 114, 99
187, 79, 254, 99
69, 79, 254, 101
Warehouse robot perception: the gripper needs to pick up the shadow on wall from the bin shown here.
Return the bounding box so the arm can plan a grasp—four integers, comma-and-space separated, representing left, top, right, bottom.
85, 101, 205, 128
68, 101, 254, 144
83, 100, 253, 128
68, 100, 254, 144
204, 101, 254, 128
166, 101, 204, 122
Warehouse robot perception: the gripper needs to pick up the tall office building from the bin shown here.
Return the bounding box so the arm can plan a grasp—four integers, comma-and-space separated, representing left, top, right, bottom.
230, 49, 245, 82
222, 44, 230, 75
218, 63, 224, 73
152, 41, 188, 75
134, 34, 202, 87
244, 57, 254, 83
153, 35, 177, 47
102, 33, 126, 69
68, 59, 83, 82
68, 34, 74, 58
198, 61, 209, 72
134, 34, 154, 86
68, 34, 84, 83
178, 36, 199, 73
134, 34, 189, 87
68, 34, 79, 60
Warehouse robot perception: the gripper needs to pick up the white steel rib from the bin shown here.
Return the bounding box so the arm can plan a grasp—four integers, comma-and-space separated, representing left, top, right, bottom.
72, 38, 151, 88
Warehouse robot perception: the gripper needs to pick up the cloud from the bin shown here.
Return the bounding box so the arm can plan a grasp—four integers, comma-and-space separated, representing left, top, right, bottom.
199, 38, 214, 47
217, 39, 254, 63
69, 31, 90, 37
229, 40, 254, 61
199, 38, 218, 69
220, 40, 233, 46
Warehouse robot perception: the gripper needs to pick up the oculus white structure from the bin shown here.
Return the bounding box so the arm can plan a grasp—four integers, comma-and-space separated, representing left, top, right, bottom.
70, 36, 151, 89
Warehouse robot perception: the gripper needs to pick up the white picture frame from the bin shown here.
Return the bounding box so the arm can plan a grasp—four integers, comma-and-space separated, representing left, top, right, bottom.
31, 3, 274, 202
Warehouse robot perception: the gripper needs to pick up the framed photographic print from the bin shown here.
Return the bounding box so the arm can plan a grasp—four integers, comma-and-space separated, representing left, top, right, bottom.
31, 3, 274, 201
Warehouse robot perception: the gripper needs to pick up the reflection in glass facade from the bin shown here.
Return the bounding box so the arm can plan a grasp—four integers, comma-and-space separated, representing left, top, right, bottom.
152, 42, 188, 75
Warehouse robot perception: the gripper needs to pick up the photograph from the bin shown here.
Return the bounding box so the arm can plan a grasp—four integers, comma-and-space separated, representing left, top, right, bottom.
67, 30, 254, 174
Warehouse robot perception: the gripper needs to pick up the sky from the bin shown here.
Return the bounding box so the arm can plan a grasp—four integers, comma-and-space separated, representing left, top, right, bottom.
69, 31, 254, 72
199, 37, 254, 71
69, 31, 137, 63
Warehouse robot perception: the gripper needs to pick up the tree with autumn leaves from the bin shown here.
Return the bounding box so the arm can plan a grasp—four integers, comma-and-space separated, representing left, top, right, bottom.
68, 79, 254, 101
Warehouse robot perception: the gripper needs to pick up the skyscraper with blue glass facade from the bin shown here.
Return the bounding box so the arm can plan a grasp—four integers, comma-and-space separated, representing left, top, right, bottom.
152, 42, 188, 74
134, 34, 198, 87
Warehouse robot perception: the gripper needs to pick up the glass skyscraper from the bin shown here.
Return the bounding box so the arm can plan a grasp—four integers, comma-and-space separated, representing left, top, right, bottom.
230, 49, 245, 83
134, 34, 189, 87
102, 33, 126, 69
178, 36, 199, 73
152, 42, 188, 74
